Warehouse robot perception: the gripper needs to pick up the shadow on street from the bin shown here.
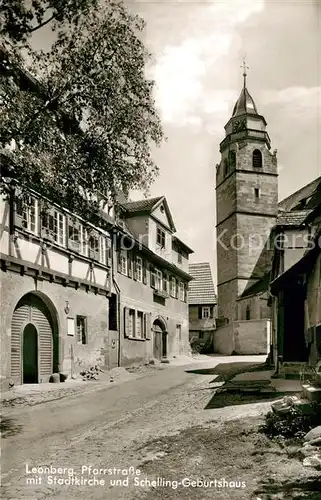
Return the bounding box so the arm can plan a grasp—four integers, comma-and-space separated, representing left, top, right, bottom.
0, 415, 23, 438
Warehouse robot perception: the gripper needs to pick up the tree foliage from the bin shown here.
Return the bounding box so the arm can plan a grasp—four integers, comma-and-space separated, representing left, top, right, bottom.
0, 1, 164, 220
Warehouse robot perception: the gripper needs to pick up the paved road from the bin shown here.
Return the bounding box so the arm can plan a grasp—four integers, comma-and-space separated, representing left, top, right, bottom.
1, 356, 267, 500
1, 361, 212, 499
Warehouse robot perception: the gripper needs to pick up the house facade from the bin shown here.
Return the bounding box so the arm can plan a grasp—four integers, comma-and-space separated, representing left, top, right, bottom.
188, 263, 217, 352
269, 180, 321, 376
0, 190, 193, 389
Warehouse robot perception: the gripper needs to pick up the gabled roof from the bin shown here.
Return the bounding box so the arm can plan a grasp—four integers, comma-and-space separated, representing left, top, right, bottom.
121, 196, 176, 232
278, 177, 321, 212
121, 196, 163, 213
188, 262, 217, 305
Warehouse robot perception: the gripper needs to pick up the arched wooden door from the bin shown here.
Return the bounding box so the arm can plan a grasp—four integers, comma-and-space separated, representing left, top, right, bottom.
11, 293, 58, 384
153, 318, 167, 360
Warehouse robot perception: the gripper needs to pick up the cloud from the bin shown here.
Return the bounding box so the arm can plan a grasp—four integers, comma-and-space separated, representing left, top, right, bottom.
152, 0, 265, 125
261, 86, 320, 106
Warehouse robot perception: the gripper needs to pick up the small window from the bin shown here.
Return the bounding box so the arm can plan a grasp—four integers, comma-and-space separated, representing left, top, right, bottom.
254, 188, 260, 199
253, 149, 262, 168
246, 306, 251, 320
202, 307, 210, 318
16, 196, 38, 234
76, 316, 87, 344
156, 226, 166, 248
120, 250, 128, 275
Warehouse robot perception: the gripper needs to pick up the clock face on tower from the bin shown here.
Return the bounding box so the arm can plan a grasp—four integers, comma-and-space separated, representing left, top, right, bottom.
232, 118, 246, 133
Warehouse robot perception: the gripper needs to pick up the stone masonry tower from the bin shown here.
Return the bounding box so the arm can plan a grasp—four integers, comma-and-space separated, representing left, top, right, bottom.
216, 64, 278, 324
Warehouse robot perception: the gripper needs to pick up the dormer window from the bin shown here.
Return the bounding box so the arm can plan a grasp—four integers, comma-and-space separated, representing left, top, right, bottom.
156, 226, 166, 248
253, 149, 262, 168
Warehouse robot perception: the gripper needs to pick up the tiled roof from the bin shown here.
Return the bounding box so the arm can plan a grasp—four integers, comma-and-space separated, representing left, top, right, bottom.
276, 209, 312, 227
278, 177, 321, 212
121, 197, 164, 214
188, 263, 217, 305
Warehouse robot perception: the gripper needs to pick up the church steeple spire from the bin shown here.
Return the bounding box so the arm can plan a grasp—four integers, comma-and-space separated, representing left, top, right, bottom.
232, 59, 258, 117
241, 58, 249, 89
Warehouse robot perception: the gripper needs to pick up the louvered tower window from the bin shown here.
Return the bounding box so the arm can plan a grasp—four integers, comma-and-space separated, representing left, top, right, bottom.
252, 149, 262, 168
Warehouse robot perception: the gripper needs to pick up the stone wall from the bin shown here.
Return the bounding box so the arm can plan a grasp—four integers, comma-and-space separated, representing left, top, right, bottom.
213, 319, 270, 355
0, 269, 109, 389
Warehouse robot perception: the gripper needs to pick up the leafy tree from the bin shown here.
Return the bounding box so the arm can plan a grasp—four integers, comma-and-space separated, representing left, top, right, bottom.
0, 1, 164, 221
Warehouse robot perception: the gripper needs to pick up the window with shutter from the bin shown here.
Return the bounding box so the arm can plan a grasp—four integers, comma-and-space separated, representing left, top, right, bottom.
170, 276, 176, 297
42, 207, 65, 246
15, 195, 38, 234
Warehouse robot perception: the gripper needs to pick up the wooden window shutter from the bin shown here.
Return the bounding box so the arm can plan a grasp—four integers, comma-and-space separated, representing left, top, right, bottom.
144, 312, 152, 340
210, 307, 214, 318
133, 254, 137, 280
14, 197, 24, 228
150, 265, 156, 289
128, 252, 133, 278
124, 307, 130, 338
184, 283, 188, 303
143, 260, 147, 285
198, 306, 202, 319
175, 278, 179, 299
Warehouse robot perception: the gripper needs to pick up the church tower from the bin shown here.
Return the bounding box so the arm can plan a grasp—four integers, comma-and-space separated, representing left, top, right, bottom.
216, 64, 278, 324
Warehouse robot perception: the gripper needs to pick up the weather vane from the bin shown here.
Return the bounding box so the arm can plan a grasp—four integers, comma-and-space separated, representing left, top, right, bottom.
240, 57, 249, 88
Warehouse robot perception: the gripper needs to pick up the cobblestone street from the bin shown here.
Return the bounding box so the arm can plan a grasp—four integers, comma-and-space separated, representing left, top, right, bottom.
3, 356, 320, 500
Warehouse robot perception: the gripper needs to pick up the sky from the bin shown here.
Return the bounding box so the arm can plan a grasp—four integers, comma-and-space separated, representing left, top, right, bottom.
127, 0, 321, 283
32, 0, 321, 284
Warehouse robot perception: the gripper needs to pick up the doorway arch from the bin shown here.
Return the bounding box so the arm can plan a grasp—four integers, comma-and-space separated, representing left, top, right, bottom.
152, 317, 168, 360
11, 292, 59, 384
23, 323, 38, 383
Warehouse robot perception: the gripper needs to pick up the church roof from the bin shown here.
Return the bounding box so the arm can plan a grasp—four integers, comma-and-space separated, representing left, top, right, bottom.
278, 177, 321, 212
232, 87, 258, 117
188, 262, 217, 305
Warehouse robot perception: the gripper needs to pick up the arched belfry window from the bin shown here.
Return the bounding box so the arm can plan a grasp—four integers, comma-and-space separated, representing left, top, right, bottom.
253, 149, 262, 168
